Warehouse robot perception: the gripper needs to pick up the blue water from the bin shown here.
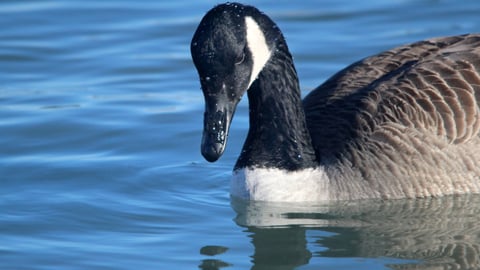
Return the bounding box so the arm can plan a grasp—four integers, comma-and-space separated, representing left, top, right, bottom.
2, 1, 480, 269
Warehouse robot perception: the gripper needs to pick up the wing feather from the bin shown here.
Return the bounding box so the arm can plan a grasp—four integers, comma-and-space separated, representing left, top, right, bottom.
304, 34, 480, 157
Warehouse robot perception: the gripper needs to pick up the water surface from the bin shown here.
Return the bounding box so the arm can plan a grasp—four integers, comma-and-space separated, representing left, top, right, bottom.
1, 0, 480, 269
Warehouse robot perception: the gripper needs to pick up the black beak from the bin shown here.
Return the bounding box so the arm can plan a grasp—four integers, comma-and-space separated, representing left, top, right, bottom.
201, 95, 238, 162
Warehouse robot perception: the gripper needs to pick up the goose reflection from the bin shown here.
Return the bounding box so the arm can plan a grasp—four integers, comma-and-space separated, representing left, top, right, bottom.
231, 195, 480, 269
247, 227, 311, 270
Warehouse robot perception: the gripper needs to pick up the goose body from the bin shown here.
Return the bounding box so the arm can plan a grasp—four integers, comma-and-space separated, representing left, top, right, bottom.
191, 3, 480, 202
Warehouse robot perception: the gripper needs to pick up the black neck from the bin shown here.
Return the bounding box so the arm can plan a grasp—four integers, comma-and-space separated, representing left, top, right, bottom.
234, 44, 318, 171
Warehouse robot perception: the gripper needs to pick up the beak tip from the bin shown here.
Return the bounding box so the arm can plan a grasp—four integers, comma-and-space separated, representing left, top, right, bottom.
201, 94, 238, 163
201, 144, 223, 162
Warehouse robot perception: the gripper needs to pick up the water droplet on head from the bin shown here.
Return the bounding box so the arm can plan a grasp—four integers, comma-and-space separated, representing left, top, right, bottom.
205, 76, 211, 82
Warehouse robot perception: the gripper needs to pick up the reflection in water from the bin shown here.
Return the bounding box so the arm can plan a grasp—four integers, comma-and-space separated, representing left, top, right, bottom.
198, 259, 232, 270
199, 245, 231, 270
248, 227, 311, 270
231, 195, 480, 269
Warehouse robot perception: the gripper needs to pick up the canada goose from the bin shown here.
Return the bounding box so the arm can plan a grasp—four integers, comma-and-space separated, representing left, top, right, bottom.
191, 3, 480, 202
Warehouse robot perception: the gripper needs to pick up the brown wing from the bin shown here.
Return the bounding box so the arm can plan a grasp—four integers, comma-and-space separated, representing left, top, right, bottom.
303, 34, 480, 158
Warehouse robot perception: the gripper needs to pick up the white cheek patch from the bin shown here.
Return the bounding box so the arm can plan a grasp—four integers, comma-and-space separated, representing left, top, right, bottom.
245, 16, 271, 89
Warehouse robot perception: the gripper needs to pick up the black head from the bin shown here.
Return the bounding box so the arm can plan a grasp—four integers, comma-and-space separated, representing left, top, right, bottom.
191, 3, 281, 162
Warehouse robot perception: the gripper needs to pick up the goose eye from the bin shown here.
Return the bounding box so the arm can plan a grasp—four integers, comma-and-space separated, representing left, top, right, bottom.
235, 52, 245, 65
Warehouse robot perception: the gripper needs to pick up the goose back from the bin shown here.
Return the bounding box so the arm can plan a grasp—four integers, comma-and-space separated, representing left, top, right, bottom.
304, 34, 480, 199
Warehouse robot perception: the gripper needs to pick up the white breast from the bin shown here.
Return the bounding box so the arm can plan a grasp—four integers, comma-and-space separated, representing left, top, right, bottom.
231, 167, 331, 202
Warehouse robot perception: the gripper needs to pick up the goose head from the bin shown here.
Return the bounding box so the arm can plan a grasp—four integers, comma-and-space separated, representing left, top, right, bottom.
191, 3, 277, 162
